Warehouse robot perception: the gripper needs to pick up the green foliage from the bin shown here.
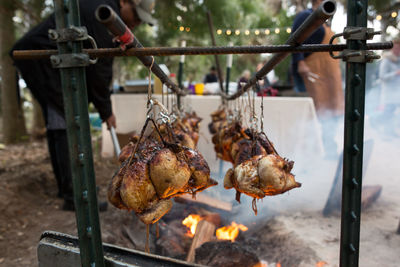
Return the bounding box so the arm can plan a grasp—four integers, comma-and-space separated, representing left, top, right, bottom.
149, 0, 295, 83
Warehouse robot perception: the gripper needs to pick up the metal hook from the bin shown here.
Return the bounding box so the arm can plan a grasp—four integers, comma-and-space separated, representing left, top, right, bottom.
146, 99, 154, 117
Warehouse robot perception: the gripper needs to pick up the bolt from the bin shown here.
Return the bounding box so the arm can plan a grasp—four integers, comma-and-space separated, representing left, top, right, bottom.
352, 109, 361, 121
352, 178, 359, 189
82, 190, 88, 202
78, 153, 85, 164
352, 74, 362, 87
352, 144, 360, 155
349, 243, 356, 253
50, 56, 61, 66
366, 52, 380, 62
356, 1, 363, 14
87, 227, 92, 238
350, 211, 357, 222
48, 30, 59, 41
75, 116, 80, 127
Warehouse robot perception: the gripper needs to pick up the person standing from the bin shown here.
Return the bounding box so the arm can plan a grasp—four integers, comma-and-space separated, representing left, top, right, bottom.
291, 0, 344, 158
379, 38, 400, 138
203, 66, 218, 84
10, 0, 156, 210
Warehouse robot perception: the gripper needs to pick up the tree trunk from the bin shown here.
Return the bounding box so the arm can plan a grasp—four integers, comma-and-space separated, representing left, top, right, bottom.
0, 0, 26, 144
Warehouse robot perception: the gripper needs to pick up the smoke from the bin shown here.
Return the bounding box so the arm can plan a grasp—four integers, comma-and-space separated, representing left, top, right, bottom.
203, 63, 400, 224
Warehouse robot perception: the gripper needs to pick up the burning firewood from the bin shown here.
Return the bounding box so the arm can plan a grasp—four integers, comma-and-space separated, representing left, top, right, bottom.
186, 220, 217, 262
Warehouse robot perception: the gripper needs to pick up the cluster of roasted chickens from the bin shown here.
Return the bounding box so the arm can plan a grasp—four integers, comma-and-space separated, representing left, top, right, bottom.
109, 111, 217, 224
209, 109, 301, 205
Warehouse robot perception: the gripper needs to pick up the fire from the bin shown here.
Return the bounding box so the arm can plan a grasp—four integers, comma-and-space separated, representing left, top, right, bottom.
316, 261, 327, 267
216, 221, 248, 242
182, 214, 202, 237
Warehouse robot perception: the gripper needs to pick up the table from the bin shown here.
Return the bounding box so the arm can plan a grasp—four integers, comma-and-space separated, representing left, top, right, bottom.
102, 94, 323, 176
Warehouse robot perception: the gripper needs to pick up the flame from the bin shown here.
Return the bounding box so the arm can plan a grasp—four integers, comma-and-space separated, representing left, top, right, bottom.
276, 263, 281, 267
253, 260, 268, 267
216, 222, 248, 242
182, 214, 202, 237
316, 261, 327, 267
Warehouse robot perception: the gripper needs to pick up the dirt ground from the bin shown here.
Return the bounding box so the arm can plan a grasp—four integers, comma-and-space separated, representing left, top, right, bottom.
0, 139, 135, 266
0, 124, 399, 266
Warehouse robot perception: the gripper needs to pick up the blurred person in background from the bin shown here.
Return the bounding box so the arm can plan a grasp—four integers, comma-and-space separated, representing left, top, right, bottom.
379, 37, 400, 138
237, 69, 251, 90
203, 66, 218, 84
10, 0, 156, 211
291, 0, 344, 159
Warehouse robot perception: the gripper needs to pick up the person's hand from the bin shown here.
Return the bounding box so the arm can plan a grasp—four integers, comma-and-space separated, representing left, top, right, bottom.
297, 60, 311, 77
105, 114, 116, 129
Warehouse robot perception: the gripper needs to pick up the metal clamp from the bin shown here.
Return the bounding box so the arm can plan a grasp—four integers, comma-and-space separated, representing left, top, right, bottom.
342, 27, 381, 41
339, 49, 380, 63
329, 27, 382, 62
49, 26, 98, 65
50, 53, 91, 68
48, 26, 88, 42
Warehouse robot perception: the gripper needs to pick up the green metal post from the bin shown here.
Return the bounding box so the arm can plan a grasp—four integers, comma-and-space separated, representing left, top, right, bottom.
53, 0, 105, 266
340, 0, 368, 266
177, 61, 183, 109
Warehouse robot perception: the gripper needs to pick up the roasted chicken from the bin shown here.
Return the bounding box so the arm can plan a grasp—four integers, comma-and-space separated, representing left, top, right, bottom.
209, 108, 301, 210
109, 113, 217, 224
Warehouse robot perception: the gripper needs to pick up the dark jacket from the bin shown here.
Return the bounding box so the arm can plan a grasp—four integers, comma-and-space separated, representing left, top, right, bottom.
11, 0, 119, 121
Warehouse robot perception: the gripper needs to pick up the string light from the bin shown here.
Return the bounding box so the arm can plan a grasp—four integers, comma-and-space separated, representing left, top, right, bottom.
179, 26, 184, 31
185, 27, 190, 32
376, 15, 382, 20
392, 12, 398, 18
211, 27, 296, 36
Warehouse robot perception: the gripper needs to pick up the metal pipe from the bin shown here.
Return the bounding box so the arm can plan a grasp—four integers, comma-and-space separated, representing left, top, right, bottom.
95, 5, 186, 96
225, 0, 337, 100
12, 42, 392, 59
109, 126, 121, 156
95, 5, 134, 48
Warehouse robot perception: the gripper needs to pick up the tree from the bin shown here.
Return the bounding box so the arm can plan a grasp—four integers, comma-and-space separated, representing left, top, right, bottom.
149, 0, 295, 83
0, 0, 27, 144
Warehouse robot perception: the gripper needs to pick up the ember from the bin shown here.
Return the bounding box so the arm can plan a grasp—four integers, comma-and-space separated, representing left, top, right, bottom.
182, 214, 202, 237
216, 222, 248, 242
316, 261, 327, 267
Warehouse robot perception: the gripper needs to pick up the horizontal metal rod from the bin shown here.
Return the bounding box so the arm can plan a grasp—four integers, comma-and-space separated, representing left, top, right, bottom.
12, 42, 391, 59
225, 0, 337, 100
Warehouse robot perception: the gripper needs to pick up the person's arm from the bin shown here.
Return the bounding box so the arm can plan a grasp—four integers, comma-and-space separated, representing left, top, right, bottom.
86, 59, 115, 128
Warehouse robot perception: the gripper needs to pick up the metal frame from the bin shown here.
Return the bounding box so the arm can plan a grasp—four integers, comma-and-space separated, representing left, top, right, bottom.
53, 0, 105, 266
340, 0, 369, 266
13, 0, 391, 266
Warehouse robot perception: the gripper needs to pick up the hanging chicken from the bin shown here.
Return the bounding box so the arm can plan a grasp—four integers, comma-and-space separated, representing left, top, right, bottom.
109, 106, 217, 225
209, 106, 301, 213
